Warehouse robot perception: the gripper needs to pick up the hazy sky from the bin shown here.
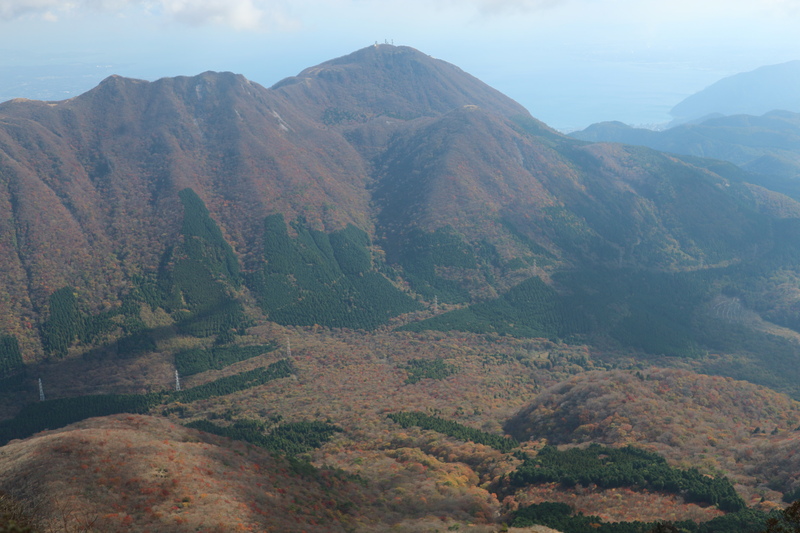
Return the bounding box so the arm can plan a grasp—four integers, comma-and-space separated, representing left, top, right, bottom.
1, 0, 800, 130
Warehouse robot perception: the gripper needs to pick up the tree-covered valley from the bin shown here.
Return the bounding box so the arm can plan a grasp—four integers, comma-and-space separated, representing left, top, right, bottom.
2, 45, 800, 532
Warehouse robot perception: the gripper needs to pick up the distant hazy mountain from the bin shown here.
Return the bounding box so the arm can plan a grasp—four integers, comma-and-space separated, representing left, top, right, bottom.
570, 110, 800, 198
670, 60, 800, 123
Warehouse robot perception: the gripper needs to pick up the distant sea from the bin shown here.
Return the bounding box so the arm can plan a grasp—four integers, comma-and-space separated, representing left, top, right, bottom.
0, 64, 122, 104
466, 56, 737, 133
501, 58, 732, 133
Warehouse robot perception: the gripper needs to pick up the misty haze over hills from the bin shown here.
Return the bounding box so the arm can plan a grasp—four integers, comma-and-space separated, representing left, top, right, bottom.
574, 111, 800, 177
669, 60, 800, 124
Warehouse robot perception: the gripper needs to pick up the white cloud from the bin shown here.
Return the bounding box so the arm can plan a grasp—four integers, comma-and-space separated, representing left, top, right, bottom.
439, 0, 800, 21
3, 0, 800, 33
470, 0, 564, 13
0, 0, 61, 20
160, 0, 267, 30
0, 0, 300, 30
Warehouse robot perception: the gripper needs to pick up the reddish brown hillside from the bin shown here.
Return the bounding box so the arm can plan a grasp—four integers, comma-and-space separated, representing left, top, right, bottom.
0, 69, 372, 253
0, 71, 371, 354
2, 43, 800, 363
505, 368, 800, 505
373, 106, 558, 236
372, 102, 787, 273
0, 414, 378, 532
0, 45, 553, 354
1, 326, 794, 528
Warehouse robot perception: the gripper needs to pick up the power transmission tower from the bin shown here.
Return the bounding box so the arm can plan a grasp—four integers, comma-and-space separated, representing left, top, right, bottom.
38, 378, 45, 401
174, 369, 181, 392
287, 338, 291, 358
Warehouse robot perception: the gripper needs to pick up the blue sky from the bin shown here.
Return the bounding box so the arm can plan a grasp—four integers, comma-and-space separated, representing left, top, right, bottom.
2, 0, 800, 130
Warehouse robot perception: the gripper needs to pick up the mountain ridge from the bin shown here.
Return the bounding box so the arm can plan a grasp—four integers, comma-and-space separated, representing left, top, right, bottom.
3, 45, 800, 363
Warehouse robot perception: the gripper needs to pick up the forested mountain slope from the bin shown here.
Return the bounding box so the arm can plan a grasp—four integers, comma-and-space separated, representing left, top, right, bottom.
4, 44, 800, 532
1, 45, 800, 389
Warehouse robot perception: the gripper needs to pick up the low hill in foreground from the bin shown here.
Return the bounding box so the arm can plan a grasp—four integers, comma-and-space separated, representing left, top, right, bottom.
0, 414, 375, 532
506, 367, 800, 506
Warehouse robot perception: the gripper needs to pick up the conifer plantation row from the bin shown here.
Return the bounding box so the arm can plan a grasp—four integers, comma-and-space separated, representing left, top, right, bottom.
510, 501, 770, 533
184, 418, 342, 455
510, 443, 745, 511
248, 215, 420, 329
0, 336, 23, 378
174, 343, 277, 376
0, 360, 293, 446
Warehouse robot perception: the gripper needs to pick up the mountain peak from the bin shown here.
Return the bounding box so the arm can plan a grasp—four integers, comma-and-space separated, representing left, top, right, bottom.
95, 73, 148, 90
271, 44, 530, 123
322, 43, 438, 67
